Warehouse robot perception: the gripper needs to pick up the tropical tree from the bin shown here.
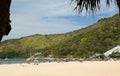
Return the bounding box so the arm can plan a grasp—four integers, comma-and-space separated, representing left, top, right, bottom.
0, 0, 120, 41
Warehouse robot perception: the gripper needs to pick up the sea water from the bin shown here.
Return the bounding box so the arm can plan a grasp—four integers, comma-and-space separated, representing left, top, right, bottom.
0, 58, 26, 64
0, 58, 52, 64
0, 58, 80, 64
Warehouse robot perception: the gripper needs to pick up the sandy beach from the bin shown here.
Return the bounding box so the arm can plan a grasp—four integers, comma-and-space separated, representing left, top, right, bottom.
0, 61, 120, 76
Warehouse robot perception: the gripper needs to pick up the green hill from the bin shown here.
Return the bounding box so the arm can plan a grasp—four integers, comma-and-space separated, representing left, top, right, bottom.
0, 14, 120, 58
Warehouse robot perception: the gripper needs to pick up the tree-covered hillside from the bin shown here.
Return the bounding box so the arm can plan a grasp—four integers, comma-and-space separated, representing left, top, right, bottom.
0, 14, 120, 58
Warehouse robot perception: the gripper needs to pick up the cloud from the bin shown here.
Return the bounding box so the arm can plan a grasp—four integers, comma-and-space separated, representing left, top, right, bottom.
2, 0, 118, 41
11, 0, 75, 17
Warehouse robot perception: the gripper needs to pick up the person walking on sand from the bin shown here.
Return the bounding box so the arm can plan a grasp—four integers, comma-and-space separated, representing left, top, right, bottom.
34, 58, 39, 65
19, 59, 24, 67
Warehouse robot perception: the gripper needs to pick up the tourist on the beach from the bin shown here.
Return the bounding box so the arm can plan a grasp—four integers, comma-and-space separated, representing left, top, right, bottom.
26, 58, 32, 64
0, 59, 2, 64
20, 60, 22, 64
34, 58, 39, 65
26, 58, 31, 64
20, 59, 24, 67
5, 57, 10, 64
79, 58, 83, 62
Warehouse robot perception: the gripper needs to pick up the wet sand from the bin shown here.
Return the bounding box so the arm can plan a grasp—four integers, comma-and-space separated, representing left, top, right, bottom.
0, 61, 120, 76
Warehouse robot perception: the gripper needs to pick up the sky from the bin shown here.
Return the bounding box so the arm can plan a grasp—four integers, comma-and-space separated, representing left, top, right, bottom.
2, 0, 119, 41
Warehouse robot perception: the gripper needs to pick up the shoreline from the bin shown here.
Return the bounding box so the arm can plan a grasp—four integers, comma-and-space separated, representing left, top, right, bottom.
0, 61, 120, 76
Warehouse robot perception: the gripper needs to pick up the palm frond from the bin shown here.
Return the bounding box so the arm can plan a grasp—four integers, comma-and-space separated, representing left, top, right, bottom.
116, 0, 120, 14
72, 0, 120, 14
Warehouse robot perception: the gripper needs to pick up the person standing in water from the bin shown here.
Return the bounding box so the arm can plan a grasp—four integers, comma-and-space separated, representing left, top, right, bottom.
0, 59, 2, 64
5, 57, 10, 64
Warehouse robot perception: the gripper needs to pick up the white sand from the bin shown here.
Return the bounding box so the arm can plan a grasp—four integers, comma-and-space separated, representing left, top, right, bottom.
0, 61, 120, 76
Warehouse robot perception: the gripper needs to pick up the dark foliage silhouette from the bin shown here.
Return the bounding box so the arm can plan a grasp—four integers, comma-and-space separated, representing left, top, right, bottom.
0, 0, 11, 41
